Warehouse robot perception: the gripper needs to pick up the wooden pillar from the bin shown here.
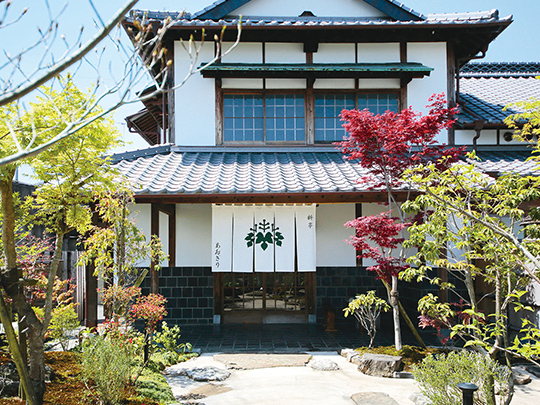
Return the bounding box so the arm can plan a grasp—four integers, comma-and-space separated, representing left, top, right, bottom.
168, 205, 176, 267
151, 203, 160, 294
85, 262, 98, 327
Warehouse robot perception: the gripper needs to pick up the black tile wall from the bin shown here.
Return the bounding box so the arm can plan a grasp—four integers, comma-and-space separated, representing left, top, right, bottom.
141, 267, 213, 325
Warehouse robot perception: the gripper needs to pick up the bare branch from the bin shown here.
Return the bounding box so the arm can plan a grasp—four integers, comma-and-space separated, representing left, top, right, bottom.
0, 0, 138, 107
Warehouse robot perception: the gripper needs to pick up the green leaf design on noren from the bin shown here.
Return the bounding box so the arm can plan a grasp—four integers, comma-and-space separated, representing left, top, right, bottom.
246, 218, 285, 251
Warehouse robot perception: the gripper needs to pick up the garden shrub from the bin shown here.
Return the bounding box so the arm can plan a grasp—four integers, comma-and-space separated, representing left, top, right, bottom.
412, 350, 511, 405
80, 335, 134, 405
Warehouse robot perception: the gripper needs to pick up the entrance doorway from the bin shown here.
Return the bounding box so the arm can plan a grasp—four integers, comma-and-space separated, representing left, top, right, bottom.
214, 272, 316, 324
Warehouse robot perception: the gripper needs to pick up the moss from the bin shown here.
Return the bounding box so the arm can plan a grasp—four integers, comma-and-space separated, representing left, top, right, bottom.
354, 345, 442, 371
135, 368, 175, 404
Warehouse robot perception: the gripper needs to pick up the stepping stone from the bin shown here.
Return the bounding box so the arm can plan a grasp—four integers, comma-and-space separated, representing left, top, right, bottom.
351, 392, 399, 405
512, 367, 532, 385
357, 353, 402, 378
309, 358, 339, 371
185, 367, 231, 382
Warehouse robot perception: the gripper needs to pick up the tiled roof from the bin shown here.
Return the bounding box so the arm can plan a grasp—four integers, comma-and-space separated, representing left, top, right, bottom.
127, 9, 509, 28
466, 150, 539, 176
111, 145, 538, 196
458, 62, 540, 125
461, 62, 540, 78
191, 0, 424, 21
112, 146, 380, 195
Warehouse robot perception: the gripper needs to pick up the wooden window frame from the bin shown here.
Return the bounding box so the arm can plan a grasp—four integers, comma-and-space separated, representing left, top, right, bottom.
218, 87, 401, 145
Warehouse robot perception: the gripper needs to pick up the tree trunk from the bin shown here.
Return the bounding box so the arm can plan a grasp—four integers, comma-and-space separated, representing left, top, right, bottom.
390, 276, 402, 350
0, 178, 45, 404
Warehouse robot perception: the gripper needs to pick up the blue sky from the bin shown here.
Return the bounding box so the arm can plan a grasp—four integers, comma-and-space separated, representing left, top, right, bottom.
2, 0, 539, 153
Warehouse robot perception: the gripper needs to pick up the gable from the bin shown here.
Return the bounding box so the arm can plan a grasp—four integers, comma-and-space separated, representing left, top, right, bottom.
192, 0, 423, 20
230, 0, 386, 18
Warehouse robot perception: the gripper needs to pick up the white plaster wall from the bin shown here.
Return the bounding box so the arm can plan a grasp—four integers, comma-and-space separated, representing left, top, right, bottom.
174, 41, 216, 146
357, 43, 400, 63
454, 129, 498, 145
265, 43, 304, 63
221, 42, 262, 63
316, 204, 356, 267
159, 212, 169, 267
313, 44, 355, 64
314, 79, 355, 89
222, 78, 264, 89
176, 204, 212, 267
407, 43, 448, 143
128, 203, 151, 267
266, 79, 306, 89
358, 79, 400, 89
231, 0, 385, 18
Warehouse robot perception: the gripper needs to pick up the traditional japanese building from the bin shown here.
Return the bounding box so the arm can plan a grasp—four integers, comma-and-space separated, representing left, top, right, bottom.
103, 0, 540, 328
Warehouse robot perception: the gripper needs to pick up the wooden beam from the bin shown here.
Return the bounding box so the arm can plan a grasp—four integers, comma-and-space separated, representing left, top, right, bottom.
355, 203, 362, 268
84, 262, 98, 328
447, 42, 456, 145
134, 191, 418, 205
400, 41, 408, 110
168, 205, 176, 267
150, 203, 160, 294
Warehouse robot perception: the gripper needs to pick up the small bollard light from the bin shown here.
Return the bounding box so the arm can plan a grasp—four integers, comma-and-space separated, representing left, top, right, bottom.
457, 382, 479, 405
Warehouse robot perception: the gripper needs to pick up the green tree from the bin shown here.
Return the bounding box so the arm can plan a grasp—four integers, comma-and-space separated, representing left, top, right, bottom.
402, 153, 540, 368
0, 77, 121, 404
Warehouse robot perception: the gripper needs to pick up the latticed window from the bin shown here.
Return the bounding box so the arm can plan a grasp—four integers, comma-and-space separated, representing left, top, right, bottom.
314, 93, 399, 142
223, 94, 305, 143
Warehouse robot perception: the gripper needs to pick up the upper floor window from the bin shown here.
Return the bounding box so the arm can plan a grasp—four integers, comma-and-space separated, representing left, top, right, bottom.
314, 93, 399, 142
222, 91, 399, 144
224, 94, 305, 143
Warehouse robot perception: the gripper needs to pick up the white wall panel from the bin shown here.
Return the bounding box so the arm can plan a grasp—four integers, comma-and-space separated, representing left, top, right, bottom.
314, 79, 355, 89
454, 129, 498, 145
221, 42, 262, 63
159, 212, 169, 267
231, 0, 385, 18
176, 204, 212, 267
222, 79, 264, 89
313, 44, 355, 63
174, 41, 216, 146
358, 79, 401, 89
316, 204, 356, 267
266, 79, 306, 89
128, 203, 151, 267
265, 43, 304, 63
357, 43, 400, 63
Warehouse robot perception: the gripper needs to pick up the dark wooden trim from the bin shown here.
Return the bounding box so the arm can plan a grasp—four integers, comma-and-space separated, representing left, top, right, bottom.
446, 42, 456, 145
84, 262, 98, 328
213, 273, 222, 317
168, 205, 176, 267
400, 41, 408, 110
134, 191, 417, 205
355, 203, 362, 268
215, 78, 224, 145
150, 203, 160, 294
306, 78, 315, 144
306, 272, 316, 315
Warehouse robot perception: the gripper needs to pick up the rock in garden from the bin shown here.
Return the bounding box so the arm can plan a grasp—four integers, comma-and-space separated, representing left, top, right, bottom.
183, 367, 231, 382
340, 348, 355, 358
309, 358, 339, 371
512, 367, 531, 385
351, 392, 399, 405
409, 392, 430, 405
0, 362, 54, 396
357, 353, 403, 378
393, 371, 413, 378
347, 351, 361, 363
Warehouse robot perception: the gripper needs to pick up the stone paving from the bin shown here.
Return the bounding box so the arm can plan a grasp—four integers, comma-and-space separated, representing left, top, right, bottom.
165, 352, 540, 405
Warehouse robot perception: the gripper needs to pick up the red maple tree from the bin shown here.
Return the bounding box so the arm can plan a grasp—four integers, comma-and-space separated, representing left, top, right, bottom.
338, 93, 464, 349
